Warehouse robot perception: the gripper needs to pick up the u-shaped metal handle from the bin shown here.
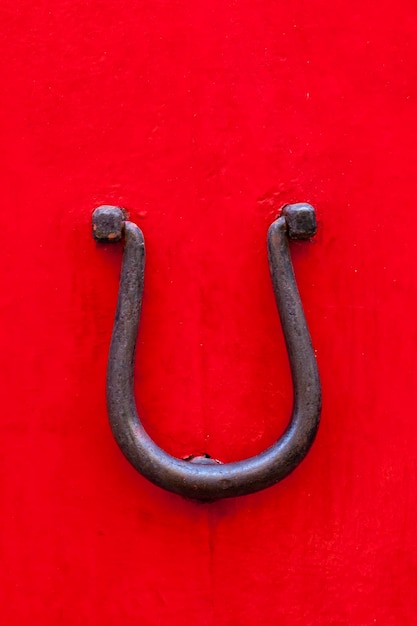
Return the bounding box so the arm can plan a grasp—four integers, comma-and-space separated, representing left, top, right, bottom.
92, 203, 321, 501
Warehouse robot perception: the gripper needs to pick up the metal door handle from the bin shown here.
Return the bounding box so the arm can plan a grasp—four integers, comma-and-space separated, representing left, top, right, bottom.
92, 203, 321, 501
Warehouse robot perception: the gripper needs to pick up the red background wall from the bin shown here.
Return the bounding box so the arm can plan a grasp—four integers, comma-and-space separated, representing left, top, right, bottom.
1, 1, 417, 624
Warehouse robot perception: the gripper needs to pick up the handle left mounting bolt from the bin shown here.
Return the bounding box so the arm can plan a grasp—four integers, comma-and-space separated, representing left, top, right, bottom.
92, 206, 126, 243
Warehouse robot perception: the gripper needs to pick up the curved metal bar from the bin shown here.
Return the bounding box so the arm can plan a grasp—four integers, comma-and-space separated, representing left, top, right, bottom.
92, 204, 321, 501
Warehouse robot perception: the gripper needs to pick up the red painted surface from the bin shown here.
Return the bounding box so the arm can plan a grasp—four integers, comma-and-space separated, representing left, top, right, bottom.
1, 1, 417, 624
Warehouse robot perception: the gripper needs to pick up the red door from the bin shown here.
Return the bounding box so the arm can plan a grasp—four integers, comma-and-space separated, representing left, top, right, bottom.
1, 2, 417, 624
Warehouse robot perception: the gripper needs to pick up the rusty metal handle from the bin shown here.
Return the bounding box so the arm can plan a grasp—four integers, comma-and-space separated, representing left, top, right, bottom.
92, 203, 321, 501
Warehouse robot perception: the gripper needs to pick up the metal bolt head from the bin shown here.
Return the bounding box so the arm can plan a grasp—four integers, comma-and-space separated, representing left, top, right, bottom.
186, 454, 222, 465
92, 205, 126, 242
282, 203, 317, 240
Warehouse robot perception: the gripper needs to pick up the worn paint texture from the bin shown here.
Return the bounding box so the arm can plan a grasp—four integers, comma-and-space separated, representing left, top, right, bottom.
0, 1, 417, 624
